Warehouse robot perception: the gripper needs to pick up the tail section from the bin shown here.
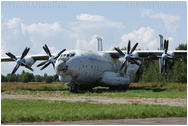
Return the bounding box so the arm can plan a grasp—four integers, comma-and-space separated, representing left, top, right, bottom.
96, 37, 103, 51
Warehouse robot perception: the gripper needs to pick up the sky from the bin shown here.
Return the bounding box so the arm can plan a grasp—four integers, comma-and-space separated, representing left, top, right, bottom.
1, 1, 187, 76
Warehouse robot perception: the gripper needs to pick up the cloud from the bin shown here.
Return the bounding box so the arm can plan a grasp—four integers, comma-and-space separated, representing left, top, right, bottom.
72, 14, 125, 33
27, 22, 62, 34
76, 14, 105, 21
120, 27, 158, 50
1, 18, 32, 56
140, 9, 180, 33
76, 35, 99, 51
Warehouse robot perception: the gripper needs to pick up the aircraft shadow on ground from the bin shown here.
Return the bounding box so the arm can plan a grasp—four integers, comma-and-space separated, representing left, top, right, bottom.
80, 86, 166, 93
25, 86, 165, 93
128, 86, 166, 92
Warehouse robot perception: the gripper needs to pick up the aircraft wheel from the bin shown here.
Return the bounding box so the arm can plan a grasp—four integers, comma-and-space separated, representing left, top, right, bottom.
72, 84, 80, 93
69, 86, 73, 92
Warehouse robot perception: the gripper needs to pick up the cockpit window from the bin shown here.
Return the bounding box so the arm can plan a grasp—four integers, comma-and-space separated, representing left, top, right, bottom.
61, 52, 75, 58
71, 53, 75, 57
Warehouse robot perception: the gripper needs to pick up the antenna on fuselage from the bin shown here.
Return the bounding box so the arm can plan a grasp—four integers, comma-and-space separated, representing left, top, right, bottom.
96, 36, 103, 51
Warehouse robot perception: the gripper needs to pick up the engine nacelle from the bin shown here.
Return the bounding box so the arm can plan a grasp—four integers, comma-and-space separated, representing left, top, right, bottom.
99, 71, 130, 87
24, 57, 36, 67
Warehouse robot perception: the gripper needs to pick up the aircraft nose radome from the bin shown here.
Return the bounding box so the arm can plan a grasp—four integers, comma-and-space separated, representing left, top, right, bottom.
55, 60, 68, 74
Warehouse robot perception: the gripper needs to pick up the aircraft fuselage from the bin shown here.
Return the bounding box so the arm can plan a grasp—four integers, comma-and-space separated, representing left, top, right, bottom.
55, 50, 139, 92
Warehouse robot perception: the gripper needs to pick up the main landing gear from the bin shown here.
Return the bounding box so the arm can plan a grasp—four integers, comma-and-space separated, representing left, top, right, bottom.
109, 86, 128, 91
69, 83, 80, 93
69, 83, 94, 93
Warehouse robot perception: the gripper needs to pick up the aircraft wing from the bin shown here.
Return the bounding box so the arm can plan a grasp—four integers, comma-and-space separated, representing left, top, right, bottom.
103, 50, 187, 59
1, 54, 49, 62
137, 50, 187, 58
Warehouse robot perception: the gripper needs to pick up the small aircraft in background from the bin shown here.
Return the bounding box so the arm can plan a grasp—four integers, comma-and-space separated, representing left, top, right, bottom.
1, 35, 186, 93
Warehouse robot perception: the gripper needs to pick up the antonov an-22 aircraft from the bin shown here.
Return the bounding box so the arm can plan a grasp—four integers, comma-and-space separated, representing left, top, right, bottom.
1, 35, 187, 93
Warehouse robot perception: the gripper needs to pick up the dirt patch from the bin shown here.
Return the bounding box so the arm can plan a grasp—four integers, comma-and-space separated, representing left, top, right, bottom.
1, 94, 187, 107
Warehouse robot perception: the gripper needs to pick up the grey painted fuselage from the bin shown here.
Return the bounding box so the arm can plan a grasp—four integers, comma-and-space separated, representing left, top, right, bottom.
55, 50, 140, 89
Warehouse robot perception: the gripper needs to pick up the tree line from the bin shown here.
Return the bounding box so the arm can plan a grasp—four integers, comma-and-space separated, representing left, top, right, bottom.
1, 71, 59, 83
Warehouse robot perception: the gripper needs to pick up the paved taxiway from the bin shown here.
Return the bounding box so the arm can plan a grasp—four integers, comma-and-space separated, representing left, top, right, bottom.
3, 117, 187, 125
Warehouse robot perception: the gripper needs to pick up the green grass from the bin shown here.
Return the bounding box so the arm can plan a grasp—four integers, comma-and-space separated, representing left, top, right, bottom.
1, 99, 187, 123
1, 82, 187, 98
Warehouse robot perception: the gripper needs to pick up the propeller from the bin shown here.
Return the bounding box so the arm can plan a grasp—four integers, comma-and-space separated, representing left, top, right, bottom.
37, 44, 66, 70
115, 40, 143, 74
149, 39, 182, 75
5, 47, 34, 75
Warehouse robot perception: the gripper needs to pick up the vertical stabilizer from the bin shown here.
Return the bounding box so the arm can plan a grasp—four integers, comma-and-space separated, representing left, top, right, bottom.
159, 34, 164, 50
96, 37, 103, 51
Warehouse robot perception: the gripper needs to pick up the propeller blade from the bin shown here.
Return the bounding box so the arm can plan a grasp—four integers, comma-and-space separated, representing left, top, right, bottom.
54, 49, 66, 59
52, 62, 55, 69
44, 44, 52, 57
130, 59, 142, 67
127, 40, 131, 54
21, 47, 30, 59
43, 46, 49, 57
130, 43, 138, 54
40, 61, 51, 71
120, 60, 126, 71
21, 62, 34, 72
115, 47, 125, 56
164, 60, 167, 74
37, 60, 48, 67
168, 56, 182, 61
124, 61, 128, 74
165, 40, 169, 54
164, 39, 167, 51
11, 64, 20, 75
6, 52, 17, 61
160, 60, 165, 73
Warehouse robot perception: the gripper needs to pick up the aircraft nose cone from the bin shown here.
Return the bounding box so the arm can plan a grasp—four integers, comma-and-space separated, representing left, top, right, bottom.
55, 60, 68, 74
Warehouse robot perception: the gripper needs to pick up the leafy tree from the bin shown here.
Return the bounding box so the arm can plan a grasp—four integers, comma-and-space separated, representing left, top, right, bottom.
21, 70, 25, 75
176, 43, 187, 50
45, 76, 53, 83
22, 72, 34, 83
35, 75, 43, 82
1, 75, 7, 82
43, 73, 48, 81
7, 74, 15, 82
53, 74, 59, 82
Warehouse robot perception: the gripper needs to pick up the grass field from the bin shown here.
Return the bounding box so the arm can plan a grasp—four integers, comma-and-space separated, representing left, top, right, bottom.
1, 82, 187, 98
1, 82, 187, 123
1, 99, 187, 123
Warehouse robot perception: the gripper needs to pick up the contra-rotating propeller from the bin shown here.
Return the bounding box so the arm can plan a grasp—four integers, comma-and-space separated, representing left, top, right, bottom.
115, 40, 143, 74
149, 39, 182, 74
37, 44, 66, 70
6, 47, 34, 75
